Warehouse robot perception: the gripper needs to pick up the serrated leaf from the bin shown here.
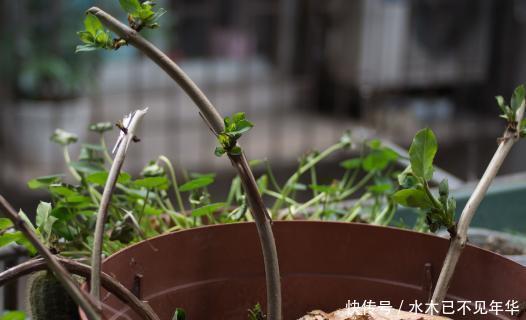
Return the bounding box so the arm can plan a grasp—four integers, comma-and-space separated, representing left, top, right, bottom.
408, 128, 437, 180
179, 176, 214, 192
191, 203, 225, 217
392, 189, 433, 209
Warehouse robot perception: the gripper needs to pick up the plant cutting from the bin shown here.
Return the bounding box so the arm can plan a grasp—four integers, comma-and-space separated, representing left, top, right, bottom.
0, 1, 525, 319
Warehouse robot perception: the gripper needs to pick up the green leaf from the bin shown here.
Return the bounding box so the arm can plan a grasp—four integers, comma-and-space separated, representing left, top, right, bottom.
392, 189, 433, 209
340, 158, 362, 170
84, 13, 103, 35
214, 146, 225, 157
229, 146, 242, 155
18, 210, 35, 232
141, 161, 165, 177
35, 202, 52, 228
69, 161, 105, 174
362, 149, 398, 172
27, 175, 63, 189
408, 128, 437, 180
133, 177, 170, 190
0, 233, 23, 248
50, 129, 78, 146
0, 311, 26, 320
89, 122, 113, 133
179, 176, 214, 192
172, 308, 186, 320
0, 218, 13, 231
191, 203, 225, 217
49, 184, 79, 197
36, 202, 57, 243
495, 95, 507, 114
438, 179, 449, 197
511, 84, 525, 112
119, 0, 142, 14
86, 172, 131, 186
310, 184, 338, 194
367, 183, 393, 194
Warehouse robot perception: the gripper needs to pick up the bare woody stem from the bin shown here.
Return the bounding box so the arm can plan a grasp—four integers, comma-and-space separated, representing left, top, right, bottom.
0, 196, 101, 320
0, 257, 160, 320
430, 102, 525, 307
88, 7, 282, 319
91, 108, 148, 301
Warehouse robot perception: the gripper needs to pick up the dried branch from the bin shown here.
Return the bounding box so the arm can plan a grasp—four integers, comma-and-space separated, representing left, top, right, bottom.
430, 102, 526, 307
91, 108, 148, 301
88, 7, 282, 319
0, 196, 101, 320
0, 257, 159, 320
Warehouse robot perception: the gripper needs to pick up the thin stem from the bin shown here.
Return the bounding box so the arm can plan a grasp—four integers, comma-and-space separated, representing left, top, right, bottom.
337, 171, 375, 200
100, 134, 113, 165
63, 146, 82, 181
89, 7, 282, 318
272, 142, 345, 213
430, 102, 525, 308
158, 155, 185, 213
0, 196, 101, 320
0, 257, 160, 320
91, 108, 148, 301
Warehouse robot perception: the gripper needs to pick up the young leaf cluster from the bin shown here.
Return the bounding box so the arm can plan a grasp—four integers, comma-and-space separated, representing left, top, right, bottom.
248, 303, 266, 320
76, 13, 115, 52
392, 128, 456, 234
119, 0, 167, 30
496, 84, 525, 126
215, 112, 254, 157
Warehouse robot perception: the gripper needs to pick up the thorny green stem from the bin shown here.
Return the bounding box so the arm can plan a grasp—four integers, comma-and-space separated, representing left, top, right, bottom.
0, 196, 101, 320
88, 7, 282, 318
91, 108, 148, 302
430, 101, 526, 310
158, 155, 185, 214
0, 257, 160, 320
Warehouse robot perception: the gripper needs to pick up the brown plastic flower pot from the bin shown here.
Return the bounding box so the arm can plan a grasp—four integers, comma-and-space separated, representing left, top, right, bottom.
93, 221, 526, 319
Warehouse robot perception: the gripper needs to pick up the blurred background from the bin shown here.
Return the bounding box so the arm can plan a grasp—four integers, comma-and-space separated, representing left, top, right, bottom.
2, 0, 526, 212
